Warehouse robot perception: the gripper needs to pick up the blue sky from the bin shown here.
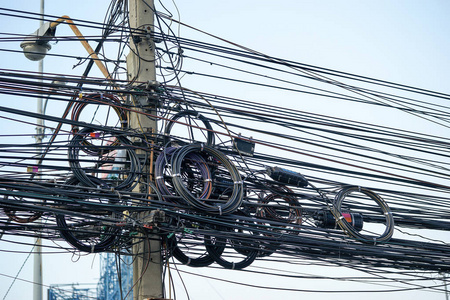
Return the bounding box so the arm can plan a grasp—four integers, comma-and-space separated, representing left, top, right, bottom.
1, 1, 450, 299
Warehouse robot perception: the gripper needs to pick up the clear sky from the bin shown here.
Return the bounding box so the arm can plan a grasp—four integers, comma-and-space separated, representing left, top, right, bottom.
1, 1, 450, 299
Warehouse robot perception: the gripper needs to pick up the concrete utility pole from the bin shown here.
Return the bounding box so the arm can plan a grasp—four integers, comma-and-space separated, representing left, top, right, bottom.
127, 1, 164, 299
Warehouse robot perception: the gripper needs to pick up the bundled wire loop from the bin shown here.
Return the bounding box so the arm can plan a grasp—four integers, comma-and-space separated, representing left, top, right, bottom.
155, 146, 212, 202
163, 110, 215, 146
169, 144, 243, 215
333, 186, 394, 243
55, 175, 120, 253
68, 127, 140, 191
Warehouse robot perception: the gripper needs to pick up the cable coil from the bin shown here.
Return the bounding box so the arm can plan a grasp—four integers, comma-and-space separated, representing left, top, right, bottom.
71, 93, 128, 155
155, 146, 212, 203
170, 144, 244, 215
333, 186, 394, 243
55, 175, 119, 253
163, 110, 215, 146
68, 127, 140, 191
204, 227, 258, 270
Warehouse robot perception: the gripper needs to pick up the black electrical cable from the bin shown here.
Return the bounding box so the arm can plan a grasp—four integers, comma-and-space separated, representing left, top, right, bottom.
155, 146, 212, 203
333, 186, 395, 243
170, 144, 243, 215
67, 127, 140, 191
163, 110, 215, 146
55, 175, 120, 253
166, 227, 225, 268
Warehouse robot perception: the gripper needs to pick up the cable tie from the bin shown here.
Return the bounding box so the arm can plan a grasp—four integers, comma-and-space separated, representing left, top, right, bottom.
201, 143, 204, 152
384, 212, 392, 216
172, 173, 181, 177
358, 186, 361, 192
27, 166, 39, 173
234, 181, 243, 185
231, 262, 235, 270
91, 244, 95, 253
204, 179, 212, 182
155, 176, 163, 180
187, 258, 191, 266
373, 237, 377, 246
218, 205, 222, 215
183, 228, 193, 234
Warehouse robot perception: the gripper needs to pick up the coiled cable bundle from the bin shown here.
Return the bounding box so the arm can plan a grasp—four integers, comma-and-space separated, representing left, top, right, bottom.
165, 222, 225, 267
333, 186, 394, 243
71, 93, 128, 155
256, 184, 302, 228
163, 110, 215, 146
2, 183, 45, 224
204, 225, 258, 270
155, 147, 212, 203
170, 144, 244, 215
55, 175, 120, 253
68, 127, 140, 191
255, 184, 302, 254
155, 147, 178, 200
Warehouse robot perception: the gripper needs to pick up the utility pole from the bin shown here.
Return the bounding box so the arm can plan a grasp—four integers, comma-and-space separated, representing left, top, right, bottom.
127, 1, 164, 299
33, 1, 44, 299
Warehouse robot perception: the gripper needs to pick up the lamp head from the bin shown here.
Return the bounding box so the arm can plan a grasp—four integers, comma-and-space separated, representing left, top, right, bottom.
20, 22, 56, 61
20, 40, 51, 61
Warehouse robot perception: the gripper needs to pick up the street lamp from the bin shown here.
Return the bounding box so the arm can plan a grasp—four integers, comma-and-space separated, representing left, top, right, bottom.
20, 21, 56, 61
20, 15, 115, 181
20, 15, 111, 80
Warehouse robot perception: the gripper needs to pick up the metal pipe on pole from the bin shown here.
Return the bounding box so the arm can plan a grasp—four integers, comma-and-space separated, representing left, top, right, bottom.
33, 0, 44, 299
127, 1, 164, 299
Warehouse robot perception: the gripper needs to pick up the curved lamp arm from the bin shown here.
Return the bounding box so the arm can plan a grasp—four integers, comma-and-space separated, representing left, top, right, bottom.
49, 16, 111, 80
21, 15, 111, 81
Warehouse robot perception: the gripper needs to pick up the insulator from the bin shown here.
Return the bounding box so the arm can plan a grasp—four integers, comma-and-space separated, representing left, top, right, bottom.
266, 166, 308, 187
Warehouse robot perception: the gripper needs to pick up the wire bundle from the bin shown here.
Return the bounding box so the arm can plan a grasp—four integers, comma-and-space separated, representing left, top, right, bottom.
1, 5, 450, 293
55, 175, 120, 253
256, 184, 302, 228
170, 144, 244, 215
1, 182, 45, 224
166, 221, 225, 268
71, 93, 128, 149
203, 227, 259, 270
163, 110, 215, 146
333, 186, 395, 243
67, 127, 140, 191
155, 146, 212, 202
